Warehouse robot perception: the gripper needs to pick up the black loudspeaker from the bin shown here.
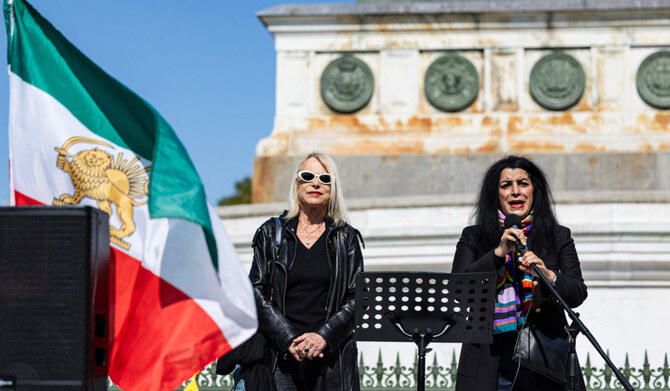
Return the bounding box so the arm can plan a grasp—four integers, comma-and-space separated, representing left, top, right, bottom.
0, 206, 110, 391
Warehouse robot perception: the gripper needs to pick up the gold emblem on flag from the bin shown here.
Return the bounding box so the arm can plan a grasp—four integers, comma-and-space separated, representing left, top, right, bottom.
53, 137, 151, 250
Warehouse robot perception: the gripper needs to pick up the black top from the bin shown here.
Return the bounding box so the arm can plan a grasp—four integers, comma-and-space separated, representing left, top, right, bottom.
284, 232, 330, 335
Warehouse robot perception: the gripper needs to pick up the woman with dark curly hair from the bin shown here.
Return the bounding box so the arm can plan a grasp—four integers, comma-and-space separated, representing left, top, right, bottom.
451, 155, 588, 391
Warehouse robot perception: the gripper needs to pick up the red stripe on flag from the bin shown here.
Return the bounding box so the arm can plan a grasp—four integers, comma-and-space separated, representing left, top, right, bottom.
12, 190, 232, 391
14, 190, 42, 206
109, 248, 231, 391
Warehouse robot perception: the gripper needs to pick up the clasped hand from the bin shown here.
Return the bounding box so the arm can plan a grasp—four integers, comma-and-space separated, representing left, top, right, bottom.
289, 332, 327, 361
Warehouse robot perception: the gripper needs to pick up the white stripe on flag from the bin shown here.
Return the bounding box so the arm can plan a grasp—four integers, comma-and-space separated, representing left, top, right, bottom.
9, 69, 256, 345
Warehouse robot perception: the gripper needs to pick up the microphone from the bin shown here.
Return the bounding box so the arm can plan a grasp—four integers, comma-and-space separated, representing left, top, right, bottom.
503, 215, 543, 282
503, 214, 528, 256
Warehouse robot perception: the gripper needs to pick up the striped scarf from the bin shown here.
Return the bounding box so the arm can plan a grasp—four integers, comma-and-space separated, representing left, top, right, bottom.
492, 211, 535, 335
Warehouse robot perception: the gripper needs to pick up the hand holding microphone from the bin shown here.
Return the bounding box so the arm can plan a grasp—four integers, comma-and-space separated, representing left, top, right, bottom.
494, 214, 528, 258
502, 214, 556, 283
502, 214, 530, 265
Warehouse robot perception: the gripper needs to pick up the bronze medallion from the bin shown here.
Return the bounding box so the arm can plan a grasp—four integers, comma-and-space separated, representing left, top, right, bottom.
529, 53, 585, 111
320, 56, 374, 114
424, 54, 479, 112
637, 51, 670, 109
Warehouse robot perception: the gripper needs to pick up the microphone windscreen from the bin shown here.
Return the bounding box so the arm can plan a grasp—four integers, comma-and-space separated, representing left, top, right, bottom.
503, 214, 522, 229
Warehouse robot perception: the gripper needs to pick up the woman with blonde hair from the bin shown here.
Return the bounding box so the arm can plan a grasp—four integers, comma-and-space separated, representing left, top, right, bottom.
248, 152, 364, 391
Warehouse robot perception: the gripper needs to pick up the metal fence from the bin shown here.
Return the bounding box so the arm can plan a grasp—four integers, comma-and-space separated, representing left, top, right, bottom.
108, 349, 670, 390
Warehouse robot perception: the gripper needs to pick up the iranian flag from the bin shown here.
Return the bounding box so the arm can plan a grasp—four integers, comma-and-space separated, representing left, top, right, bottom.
4, 0, 257, 390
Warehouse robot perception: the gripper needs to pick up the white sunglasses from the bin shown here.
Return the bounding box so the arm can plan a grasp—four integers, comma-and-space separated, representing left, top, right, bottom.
297, 170, 332, 184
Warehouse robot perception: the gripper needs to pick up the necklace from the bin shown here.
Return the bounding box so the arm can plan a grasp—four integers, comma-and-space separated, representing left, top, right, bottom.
303, 221, 324, 246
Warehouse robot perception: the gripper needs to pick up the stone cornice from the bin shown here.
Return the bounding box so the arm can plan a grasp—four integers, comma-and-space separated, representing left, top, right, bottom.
258, 0, 670, 23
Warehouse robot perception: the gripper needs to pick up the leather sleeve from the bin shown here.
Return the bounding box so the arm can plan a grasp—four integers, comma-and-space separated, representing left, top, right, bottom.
316, 227, 364, 353
248, 219, 298, 354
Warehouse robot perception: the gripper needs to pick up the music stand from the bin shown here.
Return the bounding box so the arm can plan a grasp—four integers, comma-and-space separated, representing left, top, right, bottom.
354, 272, 496, 391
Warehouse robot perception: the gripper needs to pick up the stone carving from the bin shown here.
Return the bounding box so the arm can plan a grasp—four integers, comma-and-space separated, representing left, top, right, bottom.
424, 54, 479, 112
320, 56, 374, 114
637, 51, 670, 109
529, 53, 585, 111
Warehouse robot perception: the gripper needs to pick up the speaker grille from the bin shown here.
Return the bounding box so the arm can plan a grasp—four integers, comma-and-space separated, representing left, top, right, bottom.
0, 207, 109, 391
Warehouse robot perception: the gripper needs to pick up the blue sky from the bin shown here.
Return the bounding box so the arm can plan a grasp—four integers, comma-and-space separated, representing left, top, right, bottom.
0, 0, 353, 205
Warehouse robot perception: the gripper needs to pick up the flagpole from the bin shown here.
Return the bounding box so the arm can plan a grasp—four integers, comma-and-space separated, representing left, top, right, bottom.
5, 0, 14, 206
6, 0, 14, 38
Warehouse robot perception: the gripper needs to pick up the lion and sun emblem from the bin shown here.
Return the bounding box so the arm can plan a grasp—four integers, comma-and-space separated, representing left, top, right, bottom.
53, 137, 151, 250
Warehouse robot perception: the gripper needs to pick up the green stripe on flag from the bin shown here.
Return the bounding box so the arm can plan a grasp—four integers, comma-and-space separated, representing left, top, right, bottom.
4, 0, 219, 269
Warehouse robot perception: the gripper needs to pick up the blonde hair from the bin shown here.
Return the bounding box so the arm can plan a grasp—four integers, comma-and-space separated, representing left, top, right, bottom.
286, 152, 349, 226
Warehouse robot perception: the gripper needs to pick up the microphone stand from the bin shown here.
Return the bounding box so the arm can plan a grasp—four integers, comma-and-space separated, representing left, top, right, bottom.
525, 260, 634, 391
386, 312, 455, 391
566, 319, 581, 391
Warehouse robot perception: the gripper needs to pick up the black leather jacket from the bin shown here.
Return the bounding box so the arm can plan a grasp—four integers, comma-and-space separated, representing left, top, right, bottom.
248, 213, 364, 391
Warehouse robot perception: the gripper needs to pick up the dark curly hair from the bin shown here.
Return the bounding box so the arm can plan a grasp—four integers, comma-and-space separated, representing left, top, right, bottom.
474, 155, 557, 249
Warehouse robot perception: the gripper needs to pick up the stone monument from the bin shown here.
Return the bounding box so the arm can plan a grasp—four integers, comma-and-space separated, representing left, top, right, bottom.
255, 0, 670, 203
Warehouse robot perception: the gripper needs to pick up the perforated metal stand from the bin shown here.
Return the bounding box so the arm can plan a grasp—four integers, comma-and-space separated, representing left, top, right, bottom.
354, 272, 496, 391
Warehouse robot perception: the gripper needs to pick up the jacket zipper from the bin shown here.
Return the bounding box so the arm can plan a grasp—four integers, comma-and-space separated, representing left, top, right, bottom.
281, 226, 297, 315
324, 226, 338, 321
272, 225, 294, 373
271, 260, 288, 374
